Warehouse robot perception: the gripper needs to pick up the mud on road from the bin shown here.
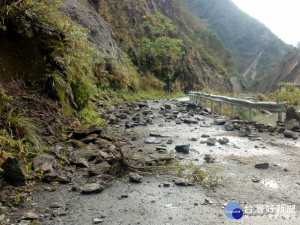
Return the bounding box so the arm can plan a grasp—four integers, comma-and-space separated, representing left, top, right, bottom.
3, 98, 300, 224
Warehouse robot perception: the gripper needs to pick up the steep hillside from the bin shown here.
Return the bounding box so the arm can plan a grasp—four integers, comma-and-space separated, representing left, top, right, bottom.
95, 0, 235, 92
254, 49, 300, 93
185, 0, 293, 88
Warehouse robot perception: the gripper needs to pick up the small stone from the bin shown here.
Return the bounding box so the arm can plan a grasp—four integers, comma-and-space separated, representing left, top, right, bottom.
284, 130, 296, 138
174, 179, 194, 186
93, 218, 104, 224
183, 119, 198, 124
21, 211, 39, 220
252, 179, 260, 183
207, 138, 217, 146
218, 138, 229, 145
284, 119, 299, 131
224, 123, 234, 131
214, 119, 226, 125
175, 144, 190, 153
204, 154, 215, 163
145, 137, 161, 144
129, 172, 143, 183
167, 139, 173, 144
120, 194, 129, 198
43, 170, 72, 183
239, 127, 251, 137
175, 119, 182, 125
255, 163, 269, 169
32, 154, 57, 171
165, 104, 172, 110
163, 183, 171, 187
191, 138, 198, 141
186, 103, 197, 111
81, 183, 104, 194
201, 134, 210, 138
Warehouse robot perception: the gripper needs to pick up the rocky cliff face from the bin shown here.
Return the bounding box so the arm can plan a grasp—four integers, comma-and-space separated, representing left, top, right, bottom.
61, 0, 121, 59
255, 49, 300, 93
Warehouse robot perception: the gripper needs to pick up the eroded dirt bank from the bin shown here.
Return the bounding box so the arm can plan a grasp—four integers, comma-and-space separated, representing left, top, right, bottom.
2, 98, 300, 224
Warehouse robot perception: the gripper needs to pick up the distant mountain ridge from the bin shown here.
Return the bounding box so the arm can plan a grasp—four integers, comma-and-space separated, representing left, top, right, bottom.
184, 0, 294, 91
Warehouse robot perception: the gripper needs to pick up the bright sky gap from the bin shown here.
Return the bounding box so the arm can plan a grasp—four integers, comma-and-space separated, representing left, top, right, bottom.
231, 0, 300, 46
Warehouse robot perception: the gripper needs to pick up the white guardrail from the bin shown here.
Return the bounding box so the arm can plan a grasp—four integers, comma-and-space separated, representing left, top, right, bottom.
188, 92, 286, 122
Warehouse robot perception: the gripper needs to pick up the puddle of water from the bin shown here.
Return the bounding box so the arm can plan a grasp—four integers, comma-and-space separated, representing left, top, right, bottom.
261, 179, 279, 189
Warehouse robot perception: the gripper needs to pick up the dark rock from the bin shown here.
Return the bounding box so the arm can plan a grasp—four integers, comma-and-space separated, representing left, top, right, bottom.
214, 119, 226, 125
239, 127, 251, 137
277, 127, 285, 134
71, 125, 102, 140
43, 170, 72, 183
201, 134, 210, 138
183, 119, 198, 124
284, 130, 296, 138
218, 138, 229, 145
146, 118, 153, 124
284, 119, 299, 131
191, 137, 198, 141
81, 183, 104, 194
156, 146, 167, 151
186, 103, 197, 111
224, 123, 234, 131
81, 134, 99, 144
285, 107, 300, 121
2, 157, 25, 186
207, 138, 217, 146
255, 163, 269, 169
129, 172, 143, 183
137, 102, 148, 109
175, 144, 190, 153
117, 114, 127, 119
32, 154, 57, 172
165, 104, 172, 110
163, 183, 171, 187
252, 179, 260, 183
204, 154, 215, 163
150, 133, 169, 138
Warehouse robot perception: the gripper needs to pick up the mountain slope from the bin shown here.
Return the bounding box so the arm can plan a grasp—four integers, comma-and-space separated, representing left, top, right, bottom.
185, 0, 293, 88
254, 49, 300, 93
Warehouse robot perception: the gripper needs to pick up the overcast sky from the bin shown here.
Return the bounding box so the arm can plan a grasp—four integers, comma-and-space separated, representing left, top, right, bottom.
231, 0, 300, 46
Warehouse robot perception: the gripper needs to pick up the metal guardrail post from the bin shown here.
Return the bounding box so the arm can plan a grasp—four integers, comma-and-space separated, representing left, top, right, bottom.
231, 104, 236, 118
249, 108, 254, 122
278, 112, 284, 122
220, 102, 223, 116
200, 96, 203, 107
211, 100, 214, 113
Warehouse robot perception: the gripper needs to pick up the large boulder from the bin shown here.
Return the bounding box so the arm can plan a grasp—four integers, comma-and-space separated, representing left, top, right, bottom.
175, 144, 190, 153
2, 157, 25, 186
285, 107, 300, 121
